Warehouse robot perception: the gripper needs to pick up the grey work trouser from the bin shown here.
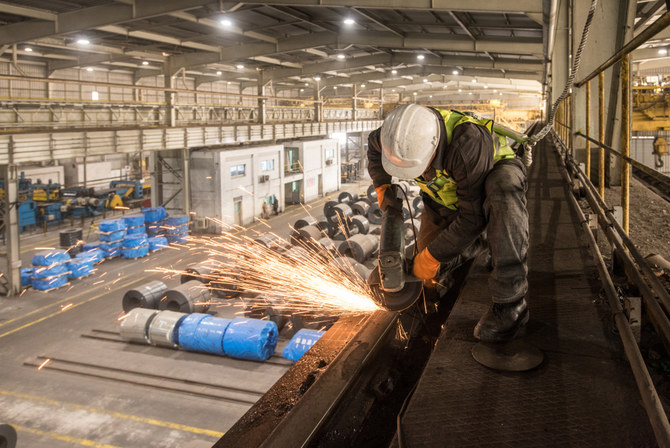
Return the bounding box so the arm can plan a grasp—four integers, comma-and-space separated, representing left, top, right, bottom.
416, 158, 529, 304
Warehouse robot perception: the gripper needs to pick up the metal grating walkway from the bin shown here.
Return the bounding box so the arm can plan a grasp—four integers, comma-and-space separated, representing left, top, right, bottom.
397, 140, 657, 447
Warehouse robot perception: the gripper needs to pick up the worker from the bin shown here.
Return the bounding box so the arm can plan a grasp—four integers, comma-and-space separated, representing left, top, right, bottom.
368, 104, 529, 343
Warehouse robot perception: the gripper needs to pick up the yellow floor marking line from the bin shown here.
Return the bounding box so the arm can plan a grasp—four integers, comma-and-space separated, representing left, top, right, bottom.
0, 390, 224, 438
0, 278, 142, 339
11, 423, 121, 448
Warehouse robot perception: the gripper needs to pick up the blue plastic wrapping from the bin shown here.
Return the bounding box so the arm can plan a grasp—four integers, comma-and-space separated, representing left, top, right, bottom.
121, 245, 149, 259
31, 263, 69, 279
99, 240, 123, 250
67, 259, 94, 279
166, 215, 189, 226
32, 249, 70, 267
282, 329, 326, 362
123, 214, 145, 228
99, 219, 127, 232
20, 268, 33, 286
102, 248, 121, 258
32, 274, 68, 291
123, 233, 148, 248
222, 317, 278, 361
82, 242, 100, 251
167, 234, 188, 244
166, 223, 189, 235
148, 236, 168, 251
126, 225, 146, 235
142, 207, 166, 223
175, 314, 233, 355
99, 229, 126, 242
75, 248, 104, 264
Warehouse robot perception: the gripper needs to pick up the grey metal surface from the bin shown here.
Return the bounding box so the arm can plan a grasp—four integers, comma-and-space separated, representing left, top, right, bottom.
398, 143, 656, 446
119, 308, 159, 344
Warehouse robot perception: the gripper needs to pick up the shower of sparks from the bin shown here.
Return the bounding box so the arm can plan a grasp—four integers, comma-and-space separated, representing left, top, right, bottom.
117, 312, 129, 321
37, 359, 51, 370
152, 219, 380, 316
60, 303, 73, 311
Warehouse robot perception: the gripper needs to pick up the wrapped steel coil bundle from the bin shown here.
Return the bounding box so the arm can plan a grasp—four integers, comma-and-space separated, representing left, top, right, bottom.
159, 280, 211, 313
120, 308, 160, 344
338, 191, 358, 204
180, 262, 216, 284
350, 215, 370, 235
328, 256, 372, 281
282, 328, 325, 362
99, 240, 123, 258
350, 201, 370, 216
31, 274, 68, 291
148, 310, 186, 348
175, 313, 230, 355
76, 248, 104, 264
67, 258, 94, 279
122, 280, 168, 312
32, 263, 68, 279
142, 207, 167, 223
146, 222, 165, 237
337, 234, 379, 263
20, 268, 33, 287
32, 249, 70, 267
82, 242, 100, 251
222, 317, 278, 361
121, 233, 149, 259
294, 216, 318, 230
99, 218, 127, 257
99, 219, 127, 234
123, 214, 145, 228
31, 249, 71, 290
367, 203, 383, 225
148, 236, 168, 251
166, 215, 189, 243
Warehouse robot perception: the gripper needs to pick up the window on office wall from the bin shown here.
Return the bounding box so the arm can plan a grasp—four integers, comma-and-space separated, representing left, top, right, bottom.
230, 164, 246, 177
261, 159, 274, 171
325, 148, 335, 159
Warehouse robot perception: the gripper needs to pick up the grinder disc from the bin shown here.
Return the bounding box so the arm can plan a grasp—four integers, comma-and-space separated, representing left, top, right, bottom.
368, 267, 423, 311
472, 340, 543, 372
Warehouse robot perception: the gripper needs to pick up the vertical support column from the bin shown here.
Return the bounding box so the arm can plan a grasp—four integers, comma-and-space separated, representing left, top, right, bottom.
585, 80, 591, 179
1, 164, 21, 296
352, 85, 358, 121
360, 130, 366, 175
598, 72, 605, 198
620, 54, 630, 234
258, 81, 267, 125
164, 71, 176, 127
182, 148, 191, 216
314, 83, 322, 123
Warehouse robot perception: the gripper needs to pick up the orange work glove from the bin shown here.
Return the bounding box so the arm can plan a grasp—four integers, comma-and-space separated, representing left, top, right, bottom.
412, 248, 441, 280
375, 184, 390, 208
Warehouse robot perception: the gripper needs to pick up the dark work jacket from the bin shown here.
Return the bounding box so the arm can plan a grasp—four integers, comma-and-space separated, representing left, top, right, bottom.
367, 110, 495, 261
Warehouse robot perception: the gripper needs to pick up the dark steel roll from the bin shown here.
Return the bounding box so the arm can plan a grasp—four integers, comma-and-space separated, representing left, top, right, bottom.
317, 237, 338, 253
328, 256, 372, 281
60, 228, 83, 248
253, 233, 288, 252
412, 196, 424, 213
338, 191, 358, 204
350, 201, 370, 216
180, 262, 216, 284
326, 203, 353, 224
160, 280, 211, 313
350, 215, 370, 235
367, 203, 383, 225
290, 224, 323, 245
0, 424, 17, 448
366, 184, 377, 201
337, 234, 379, 263
122, 280, 168, 312
210, 268, 241, 299
402, 207, 411, 220
294, 216, 318, 230
323, 200, 339, 217
403, 219, 420, 243
317, 217, 336, 238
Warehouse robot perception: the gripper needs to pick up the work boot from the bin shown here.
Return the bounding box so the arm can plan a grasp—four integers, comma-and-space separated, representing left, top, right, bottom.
473, 298, 529, 343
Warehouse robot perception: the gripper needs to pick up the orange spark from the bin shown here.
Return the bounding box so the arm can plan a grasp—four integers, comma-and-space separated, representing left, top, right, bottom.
37, 359, 51, 370
60, 303, 73, 311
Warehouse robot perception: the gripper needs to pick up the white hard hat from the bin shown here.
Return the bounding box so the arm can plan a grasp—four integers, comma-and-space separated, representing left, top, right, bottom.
380, 104, 441, 179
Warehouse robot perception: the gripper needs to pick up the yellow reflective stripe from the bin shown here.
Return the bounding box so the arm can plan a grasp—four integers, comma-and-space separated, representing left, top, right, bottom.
11, 424, 122, 448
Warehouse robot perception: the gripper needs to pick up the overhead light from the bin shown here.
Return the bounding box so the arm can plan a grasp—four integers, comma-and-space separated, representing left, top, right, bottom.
417, 54, 425, 60
452, 70, 458, 75
337, 54, 345, 60
429, 95, 433, 98
659, 48, 668, 55
236, 64, 244, 69
413, 92, 417, 95
76, 38, 90, 45
361, 84, 366, 88
314, 76, 321, 81
493, 89, 497, 93
216, 71, 222, 75
472, 79, 477, 83
392, 89, 396, 92
24, 47, 32, 52
86, 67, 93, 72
227, 81, 231, 85
300, 88, 304, 92
334, 86, 338, 90
423, 79, 428, 83
142, 61, 149, 66
469, 92, 473, 95
499, 92, 503, 96
344, 18, 355, 25
458, 89, 462, 92
484, 85, 488, 89
220, 18, 233, 27
91, 91, 99, 101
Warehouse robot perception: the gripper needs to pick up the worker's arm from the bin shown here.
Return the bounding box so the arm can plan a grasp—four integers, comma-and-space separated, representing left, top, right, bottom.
426, 122, 493, 261
367, 128, 393, 188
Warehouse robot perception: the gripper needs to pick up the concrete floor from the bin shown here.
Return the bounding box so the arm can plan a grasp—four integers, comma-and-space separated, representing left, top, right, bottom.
0, 179, 370, 448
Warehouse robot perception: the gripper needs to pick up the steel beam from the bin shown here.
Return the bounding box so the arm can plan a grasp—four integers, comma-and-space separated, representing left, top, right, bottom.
1, 164, 21, 297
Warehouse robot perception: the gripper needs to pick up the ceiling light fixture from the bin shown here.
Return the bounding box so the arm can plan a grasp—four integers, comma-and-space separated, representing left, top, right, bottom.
86, 67, 93, 72
227, 81, 231, 85
472, 79, 477, 83
417, 54, 425, 60
77, 38, 90, 45
220, 18, 232, 27
142, 61, 149, 66
391, 69, 397, 74
484, 85, 488, 89
413, 92, 417, 95
24, 47, 32, 52
423, 79, 428, 83
452, 70, 458, 75
314, 76, 321, 81
337, 54, 345, 59
361, 84, 366, 88
236, 64, 244, 69
458, 89, 462, 92
334, 86, 338, 90
300, 88, 304, 92
344, 18, 355, 25
216, 71, 222, 75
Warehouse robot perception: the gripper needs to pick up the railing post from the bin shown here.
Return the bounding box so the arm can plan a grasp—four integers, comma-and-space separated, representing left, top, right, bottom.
620, 54, 630, 234
586, 80, 591, 179
598, 72, 605, 199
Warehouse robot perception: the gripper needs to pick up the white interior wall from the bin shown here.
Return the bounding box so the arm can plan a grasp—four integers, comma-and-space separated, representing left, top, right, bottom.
286, 138, 340, 203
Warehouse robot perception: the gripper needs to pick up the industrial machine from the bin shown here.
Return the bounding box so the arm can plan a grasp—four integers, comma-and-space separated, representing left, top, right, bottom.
108, 180, 150, 208
367, 184, 423, 311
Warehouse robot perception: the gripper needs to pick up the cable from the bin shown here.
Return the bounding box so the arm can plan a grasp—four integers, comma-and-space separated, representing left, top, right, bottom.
397, 184, 419, 258
525, 0, 599, 166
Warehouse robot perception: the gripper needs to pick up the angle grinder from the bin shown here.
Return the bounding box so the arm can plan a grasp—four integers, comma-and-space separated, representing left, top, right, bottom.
367, 184, 423, 311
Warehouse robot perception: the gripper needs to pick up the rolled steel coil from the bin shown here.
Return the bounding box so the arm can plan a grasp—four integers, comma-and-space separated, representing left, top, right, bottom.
99, 230, 126, 242
148, 236, 168, 251
166, 215, 189, 226
76, 248, 103, 264
142, 206, 166, 223
67, 259, 94, 279
126, 225, 146, 235
290, 224, 323, 246
328, 256, 372, 281
0, 423, 17, 448
82, 242, 100, 251
122, 280, 168, 312
160, 280, 211, 313
176, 314, 231, 355
123, 214, 145, 228
282, 246, 310, 261
180, 262, 216, 284
147, 310, 186, 348
412, 196, 424, 213
32, 263, 69, 279
210, 269, 241, 299
166, 234, 188, 244
31, 273, 68, 291
222, 317, 279, 361
32, 249, 70, 267
350, 215, 370, 235
294, 216, 318, 230
404, 219, 420, 241
317, 217, 336, 238
338, 191, 358, 204
99, 240, 123, 250
253, 233, 288, 252
121, 245, 149, 259
120, 308, 160, 344
99, 219, 127, 233
323, 200, 339, 217
366, 184, 377, 200
350, 201, 370, 216
367, 203, 383, 225
123, 233, 149, 248
59, 228, 83, 248
166, 223, 189, 235
317, 237, 338, 253
337, 234, 379, 263
326, 203, 353, 225
20, 268, 33, 286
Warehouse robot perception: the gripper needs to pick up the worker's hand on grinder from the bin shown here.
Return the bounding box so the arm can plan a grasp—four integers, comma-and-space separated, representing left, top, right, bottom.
412, 248, 440, 280
376, 184, 403, 212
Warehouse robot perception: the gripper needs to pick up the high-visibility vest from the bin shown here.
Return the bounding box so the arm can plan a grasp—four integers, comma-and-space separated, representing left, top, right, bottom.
415, 109, 517, 210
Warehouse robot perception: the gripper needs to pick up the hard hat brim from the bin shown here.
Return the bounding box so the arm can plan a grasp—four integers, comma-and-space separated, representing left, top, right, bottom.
382, 156, 429, 180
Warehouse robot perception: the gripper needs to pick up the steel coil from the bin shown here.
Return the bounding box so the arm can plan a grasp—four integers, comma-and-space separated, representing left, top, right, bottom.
328, 256, 372, 281
323, 200, 338, 217
326, 203, 353, 225
350, 215, 370, 235
222, 317, 278, 361
122, 280, 168, 312
32, 249, 70, 267
59, 228, 83, 249
120, 308, 160, 343
367, 203, 383, 225
160, 280, 211, 313
180, 262, 217, 284
148, 310, 186, 348
338, 191, 358, 204
412, 196, 424, 213
99, 219, 127, 233
337, 234, 379, 263
294, 216, 318, 230
290, 224, 323, 246
350, 201, 370, 216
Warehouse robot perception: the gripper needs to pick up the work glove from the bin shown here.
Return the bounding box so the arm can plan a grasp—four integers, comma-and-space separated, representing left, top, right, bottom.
375, 184, 390, 208
412, 248, 440, 280
377, 184, 404, 213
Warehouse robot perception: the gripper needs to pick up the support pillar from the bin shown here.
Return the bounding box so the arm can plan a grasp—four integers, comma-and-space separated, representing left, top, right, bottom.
182, 148, 191, 216
164, 71, 176, 127
258, 81, 267, 125
314, 83, 322, 122
352, 85, 358, 121
1, 164, 21, 296
149, 151, 161, 207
